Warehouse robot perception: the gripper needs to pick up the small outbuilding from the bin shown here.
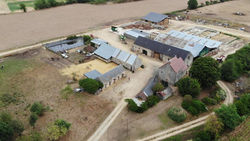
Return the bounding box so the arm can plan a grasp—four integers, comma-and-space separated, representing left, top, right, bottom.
84, 70, 102, 79
96, 65, 126, 89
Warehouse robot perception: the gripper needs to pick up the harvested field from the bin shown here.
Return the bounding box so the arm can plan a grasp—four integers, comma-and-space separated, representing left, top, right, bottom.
0, 0, 206, 51
60, 59, 118, 79
188, 0, 250, 27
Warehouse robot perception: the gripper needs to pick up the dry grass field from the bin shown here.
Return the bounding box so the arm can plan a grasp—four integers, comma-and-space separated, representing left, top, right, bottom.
0, 48, 115, 141
0, 0, 207, 51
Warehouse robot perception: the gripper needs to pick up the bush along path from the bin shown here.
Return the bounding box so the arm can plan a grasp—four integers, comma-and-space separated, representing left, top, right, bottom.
137, 80, 234, 141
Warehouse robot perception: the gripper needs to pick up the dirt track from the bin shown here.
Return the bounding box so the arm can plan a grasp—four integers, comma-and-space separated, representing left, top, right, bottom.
0, 0, 207, 51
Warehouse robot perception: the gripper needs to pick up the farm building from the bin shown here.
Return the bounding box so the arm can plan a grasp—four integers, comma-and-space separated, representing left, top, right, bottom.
133, 36, 193, 66
157, 87, 173, 100
96, 65, 126, 89
84, 70, 102, 79
124, 29, 150, 40
142, 12, 169, 27
45, 37, 84, 53
94, 43, 142, 71
155, 30, 222, 57
91, 38, 108, 48
136, 76, 159, 101
157, 56, 188, 85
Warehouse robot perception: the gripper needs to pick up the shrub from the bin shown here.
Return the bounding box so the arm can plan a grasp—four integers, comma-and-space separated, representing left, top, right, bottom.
168, 107, 187, 123
202, 97, 217, 105
190, 57, 220, 88
182, 99, 207, 115
177, 77, 201, 97
83, 35, 92, 45
145, 95, 160, 108
211, 88, 226, 102
19, 3, 26, 12
126, 96, 161, 113
193, 130, 212, 141
0, 112, 24, 139
79, 78, 103, 94
235, 93, 250, 116
221, 44, 250, 82
215, 104, 243, 130
47, 119, 71, 141
34, 0, 48, 10
183, 95, 192, 102
60, 85, 73, 100
16, 132, 43, 141
9, 120, 24, 136
0, 121, 14, 141
66, 35, 78, 40
187, 0, 198, 9
29, 113, 38, 126
204, 115, 224, 139
30, 102, 45, 116
205, 1, 210, 5
152, 82, 164, 93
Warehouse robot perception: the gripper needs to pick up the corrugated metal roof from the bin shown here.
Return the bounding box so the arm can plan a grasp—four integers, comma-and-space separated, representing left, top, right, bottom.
142, 12, 168, 23
112, 49, 121, 58
124, 29, 150, 39
84, 70, 102, 79
126, 54, 137, 65
45, 38, 84, 53
183, 42, 205, 57
91, 38, 107, 46
116, 51, 130, 62
94, 44, 118, 60
167, 30, 222, 49
97, 65, 125, 83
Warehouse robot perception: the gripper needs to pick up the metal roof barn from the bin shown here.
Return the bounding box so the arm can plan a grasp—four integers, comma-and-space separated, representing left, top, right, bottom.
91, 38, 108, 46
142, 12, 169, 23
84, 70, 102, 79
116, 51, 130, 62
45, 38, 84, 53
126, 54, 137, 65
124, 29, 150, 40
94, 44, 119, 60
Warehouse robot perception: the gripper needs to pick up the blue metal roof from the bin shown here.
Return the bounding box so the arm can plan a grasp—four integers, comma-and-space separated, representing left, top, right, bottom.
124, 29, 150, 39
126, 54, 137, 65
94, 44, 118, 60
142, 12, 168, 23
45, 38, 84, 53
117, 51, 130, 62
84, 70, 102, 79
91, 38, 108, 46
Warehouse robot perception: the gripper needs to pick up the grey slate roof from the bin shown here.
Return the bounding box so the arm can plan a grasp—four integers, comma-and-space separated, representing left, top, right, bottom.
142, 76, 159, 97
45, 38, 84, 53
97, 65, 125, 83
134, 36, 191, 60
142, 12, 168, 23
84, 70, 102, 79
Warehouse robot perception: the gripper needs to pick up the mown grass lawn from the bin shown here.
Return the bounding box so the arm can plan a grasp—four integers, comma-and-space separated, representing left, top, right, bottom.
7, 1, 34, 11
